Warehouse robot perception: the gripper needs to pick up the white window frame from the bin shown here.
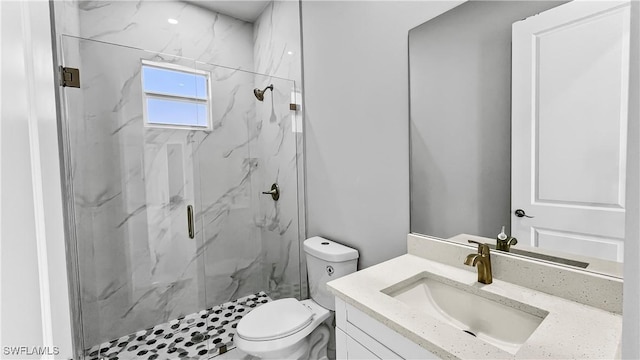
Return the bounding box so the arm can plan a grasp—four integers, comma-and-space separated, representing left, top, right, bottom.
141, 59, 212, 130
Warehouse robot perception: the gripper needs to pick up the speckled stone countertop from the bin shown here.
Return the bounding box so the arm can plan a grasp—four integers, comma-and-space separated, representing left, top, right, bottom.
327, 254, 622, 359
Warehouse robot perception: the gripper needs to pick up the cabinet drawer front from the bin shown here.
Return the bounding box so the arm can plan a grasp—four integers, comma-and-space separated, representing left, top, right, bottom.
346, 322, 402, 359
346, 335, 381, 359
341, 300, 440, 360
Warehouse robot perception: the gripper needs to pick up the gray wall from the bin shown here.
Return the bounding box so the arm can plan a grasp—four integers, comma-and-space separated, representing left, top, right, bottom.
409, 1, 566, 240
301, 1, 462, 269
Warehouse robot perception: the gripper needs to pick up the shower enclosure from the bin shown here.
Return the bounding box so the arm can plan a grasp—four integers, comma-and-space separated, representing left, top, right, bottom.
58, 34, 304, 359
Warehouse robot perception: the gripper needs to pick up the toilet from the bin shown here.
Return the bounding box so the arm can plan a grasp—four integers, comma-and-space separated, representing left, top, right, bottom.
235, 237, 359, 359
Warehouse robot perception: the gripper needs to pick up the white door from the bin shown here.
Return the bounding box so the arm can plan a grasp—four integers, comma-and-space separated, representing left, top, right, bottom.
511, 0, 631, 262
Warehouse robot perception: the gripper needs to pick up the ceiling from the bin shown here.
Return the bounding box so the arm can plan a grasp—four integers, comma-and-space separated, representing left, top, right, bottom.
184, 1, 272, 22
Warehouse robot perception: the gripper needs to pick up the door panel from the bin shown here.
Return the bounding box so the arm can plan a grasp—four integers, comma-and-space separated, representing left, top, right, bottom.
535, 4, 629, 207
511, 0, 631, 262
533, 227, 622, 261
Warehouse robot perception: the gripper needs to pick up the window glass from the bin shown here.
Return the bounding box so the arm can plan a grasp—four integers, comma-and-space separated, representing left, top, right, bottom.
146, 98, 208, 127
142, 66, 207, 99
141, 63, 210, 129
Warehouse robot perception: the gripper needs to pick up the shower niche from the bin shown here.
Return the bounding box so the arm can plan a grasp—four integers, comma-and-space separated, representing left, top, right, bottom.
54, 1, 304, 356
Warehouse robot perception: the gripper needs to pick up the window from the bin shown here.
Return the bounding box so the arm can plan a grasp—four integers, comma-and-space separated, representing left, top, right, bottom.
141, 61, 211, 129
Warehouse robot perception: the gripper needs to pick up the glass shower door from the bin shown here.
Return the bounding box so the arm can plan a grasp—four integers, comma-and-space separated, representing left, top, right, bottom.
59, 35, 304, 360
60, 36, 211, 359
193, 61, 302, 310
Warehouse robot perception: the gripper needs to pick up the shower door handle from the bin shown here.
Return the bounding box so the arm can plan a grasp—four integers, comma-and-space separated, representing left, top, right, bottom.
187, 205, 195, 239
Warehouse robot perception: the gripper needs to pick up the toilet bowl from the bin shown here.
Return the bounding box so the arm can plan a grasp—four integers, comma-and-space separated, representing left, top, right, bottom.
235, 299, 331, 359
235, 237, 359, 360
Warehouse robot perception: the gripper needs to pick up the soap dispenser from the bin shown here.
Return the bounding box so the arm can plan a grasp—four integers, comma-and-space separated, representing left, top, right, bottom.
496, 226, 518, 252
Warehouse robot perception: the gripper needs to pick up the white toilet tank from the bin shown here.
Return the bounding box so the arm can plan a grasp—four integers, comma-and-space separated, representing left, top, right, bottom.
304, 237, 359, 310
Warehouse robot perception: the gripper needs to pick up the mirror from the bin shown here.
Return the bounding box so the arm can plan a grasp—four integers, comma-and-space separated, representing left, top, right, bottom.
409, 0, 633, 278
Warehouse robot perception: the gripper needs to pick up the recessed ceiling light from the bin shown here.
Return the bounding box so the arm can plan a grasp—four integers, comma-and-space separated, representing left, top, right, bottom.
287, 51, 294, 55
168, 18, 178, 25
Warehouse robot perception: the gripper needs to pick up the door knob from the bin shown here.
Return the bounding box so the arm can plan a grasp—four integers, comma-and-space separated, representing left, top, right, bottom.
514, 209, 534, 218
262, 183, 280, 201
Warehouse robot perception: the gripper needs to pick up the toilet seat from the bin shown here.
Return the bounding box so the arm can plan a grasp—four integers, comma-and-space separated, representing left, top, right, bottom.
235, 299, 331, 357
237, 298, 314, 341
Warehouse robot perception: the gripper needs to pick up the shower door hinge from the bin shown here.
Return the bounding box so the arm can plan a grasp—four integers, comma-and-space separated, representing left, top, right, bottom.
59, 66, 80, 88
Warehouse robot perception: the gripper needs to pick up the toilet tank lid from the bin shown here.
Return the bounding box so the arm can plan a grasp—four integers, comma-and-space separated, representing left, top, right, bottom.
304, 237, 359, 262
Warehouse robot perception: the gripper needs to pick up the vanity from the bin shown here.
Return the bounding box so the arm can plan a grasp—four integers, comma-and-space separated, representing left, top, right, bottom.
327, 234, 622, 359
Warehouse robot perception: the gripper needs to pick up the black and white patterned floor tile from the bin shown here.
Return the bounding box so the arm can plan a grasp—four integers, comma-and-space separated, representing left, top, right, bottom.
85, 292, 272, 360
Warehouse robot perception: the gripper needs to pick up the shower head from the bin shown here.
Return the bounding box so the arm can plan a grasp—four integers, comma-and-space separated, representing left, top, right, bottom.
253, 84, 274, 101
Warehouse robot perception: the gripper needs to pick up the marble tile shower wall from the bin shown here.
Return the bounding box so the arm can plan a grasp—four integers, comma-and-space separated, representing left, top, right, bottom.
253, 1, 306, 300
54, 0, 304, 349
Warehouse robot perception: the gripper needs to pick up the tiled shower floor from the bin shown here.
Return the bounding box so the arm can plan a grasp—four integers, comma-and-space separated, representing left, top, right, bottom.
85, 292, 272, 360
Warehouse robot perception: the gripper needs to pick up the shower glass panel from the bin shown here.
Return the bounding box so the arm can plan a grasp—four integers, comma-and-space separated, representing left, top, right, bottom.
59, 36, 302, 359
60, 36, 212, 357
193, 62, 302, 308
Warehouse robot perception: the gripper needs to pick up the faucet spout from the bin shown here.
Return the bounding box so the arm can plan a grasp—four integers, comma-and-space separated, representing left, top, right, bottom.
464, 240, 493, 284
464, 253, 479, 266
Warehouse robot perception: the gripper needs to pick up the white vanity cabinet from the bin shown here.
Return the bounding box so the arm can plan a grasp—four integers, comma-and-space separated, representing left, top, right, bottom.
334, 297, 439, 360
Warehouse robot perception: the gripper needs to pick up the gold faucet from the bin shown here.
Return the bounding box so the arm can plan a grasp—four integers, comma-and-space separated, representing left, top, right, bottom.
496, 226, 518, 252
496, 236, 518, 252
464, 240, 493, 284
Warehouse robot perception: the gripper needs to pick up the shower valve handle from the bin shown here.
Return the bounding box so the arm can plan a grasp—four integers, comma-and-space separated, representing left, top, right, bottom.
262, 183, 280, 201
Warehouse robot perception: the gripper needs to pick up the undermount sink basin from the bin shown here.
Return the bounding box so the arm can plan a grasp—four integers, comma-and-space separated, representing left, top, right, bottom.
382, 273, 548, 354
